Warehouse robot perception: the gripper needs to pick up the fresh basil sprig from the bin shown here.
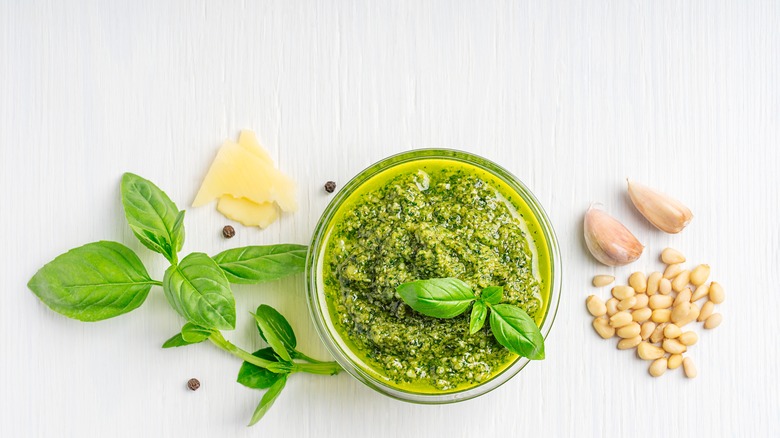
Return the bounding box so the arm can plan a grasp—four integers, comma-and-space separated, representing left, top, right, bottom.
27, 172, 341, 426
396, 278, 545, 360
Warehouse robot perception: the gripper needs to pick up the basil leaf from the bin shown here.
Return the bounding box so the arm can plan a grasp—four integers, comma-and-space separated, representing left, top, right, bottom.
480, 286, 503, 305
213, 244, 307, 284
161, 333, 192, 348
252, 307, 292, 362
469, 301, 488, 334
396, 278, 475, 319
248, 375, 287, 426
121, 173, 184, 264
254, 305, 297, 352
163, 252, 236, 330
181, 322, 215, 343
27, 241, 154, 322
489, 304, 545, 360
237, 348, 284, 389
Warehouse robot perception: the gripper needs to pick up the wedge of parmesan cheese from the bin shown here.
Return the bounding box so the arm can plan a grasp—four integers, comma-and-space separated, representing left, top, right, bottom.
192, 131, 297, 228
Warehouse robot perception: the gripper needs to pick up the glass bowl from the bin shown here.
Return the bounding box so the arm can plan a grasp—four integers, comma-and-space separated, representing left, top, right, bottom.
306, 149, 561, 404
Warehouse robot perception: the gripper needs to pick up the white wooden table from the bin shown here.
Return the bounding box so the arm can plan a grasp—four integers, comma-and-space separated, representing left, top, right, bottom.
2, 1, 778, 436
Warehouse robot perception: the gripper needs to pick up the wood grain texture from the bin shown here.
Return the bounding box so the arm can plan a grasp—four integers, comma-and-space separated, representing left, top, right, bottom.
1, 0, 778, 436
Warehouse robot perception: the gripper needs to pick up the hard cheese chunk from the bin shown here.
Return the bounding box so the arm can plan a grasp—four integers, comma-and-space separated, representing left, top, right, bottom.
192, 138, 297, 212
217, 196, 280, 228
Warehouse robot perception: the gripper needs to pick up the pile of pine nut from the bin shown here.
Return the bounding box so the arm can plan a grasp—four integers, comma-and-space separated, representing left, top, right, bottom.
587, 248, 724, 378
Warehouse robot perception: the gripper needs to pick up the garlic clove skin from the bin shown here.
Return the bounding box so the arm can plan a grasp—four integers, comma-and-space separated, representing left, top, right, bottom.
584, 204, 644, 266
627, 180, 693, 234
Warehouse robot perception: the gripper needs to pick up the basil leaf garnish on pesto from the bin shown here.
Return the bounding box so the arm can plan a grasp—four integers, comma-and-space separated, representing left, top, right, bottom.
469, 300, 488, 334
480, 286, 504, 305
489, 304, 545, 360
397, 277, 545, 360
396, 278, 476, 318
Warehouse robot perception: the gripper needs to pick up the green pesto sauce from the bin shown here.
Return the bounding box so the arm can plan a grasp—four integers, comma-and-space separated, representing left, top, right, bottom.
322, 159, 550, 393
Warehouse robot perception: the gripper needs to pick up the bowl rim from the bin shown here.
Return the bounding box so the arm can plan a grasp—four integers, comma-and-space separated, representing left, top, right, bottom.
305, 148, 562, 404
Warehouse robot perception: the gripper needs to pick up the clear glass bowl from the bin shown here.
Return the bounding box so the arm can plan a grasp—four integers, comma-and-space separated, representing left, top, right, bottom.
306, 149, 561, 404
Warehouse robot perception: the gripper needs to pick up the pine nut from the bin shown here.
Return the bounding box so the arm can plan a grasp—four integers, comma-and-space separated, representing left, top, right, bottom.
649, 295, 674, 310
668, 354, 683, 369
592, 317, 615, 339
663, 338, 687, 354
649, 358, 668, 377
632, 307, 652, 322
683, 357, 697, 378
672, 270, 691, 292
698, 300, 715, 322
629, 272, 648, 293
640, 321, 656, 340
650, 322, 668, 343
663, 323, 681, 339
671, 302, 691, 324
618, 296, 637, 311
664, 263, 684, 279
612, 285, 636, 300
691, 284, 709, 302
661, 248, 686, 264
646, 272, 662, 296
633, 294, 649, 309
637, 342, 665, 360
592, 275, 615, 287
704, 313, 723, 329
609, 311, 633, 328
709, 282, 725, 304
659, 278, 672, 295
617, 322, 641, 339
606, 298, 619, 316
674, 288, 692, 306
617, 335, 642, 350
675, 302, 700, 327
651, 309, 671, 323
690, 264, 710, 286
678, 331, 698, 346
586, 295, 607, 317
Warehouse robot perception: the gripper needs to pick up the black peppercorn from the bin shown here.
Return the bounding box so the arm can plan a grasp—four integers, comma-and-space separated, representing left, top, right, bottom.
222, 225, 236, 238
324, 181, 336, 193
187, 378, 200, 391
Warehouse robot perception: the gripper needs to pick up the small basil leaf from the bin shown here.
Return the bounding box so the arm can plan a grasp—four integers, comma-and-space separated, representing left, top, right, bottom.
180, 322, 215, 343
121, 173, 184, 264
163, 252, 236, 330
469, 301, 488, 334
396, 278, 475, 319
489, 304, 545, 360
248, 375, 287, 426
237, 348, 284, 389
480, 286, 504, 305
254, 305, 297, 352
213, 244, 307, 284
27, 241, 154, 321
162, 333, 192, 348
252, 308, 292, 362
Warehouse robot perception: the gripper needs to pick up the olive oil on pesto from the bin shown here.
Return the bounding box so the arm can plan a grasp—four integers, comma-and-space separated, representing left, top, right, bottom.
322, 159, 550, 392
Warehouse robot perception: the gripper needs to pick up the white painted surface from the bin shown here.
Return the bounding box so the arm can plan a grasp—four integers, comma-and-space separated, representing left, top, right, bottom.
1, 0, 778, 436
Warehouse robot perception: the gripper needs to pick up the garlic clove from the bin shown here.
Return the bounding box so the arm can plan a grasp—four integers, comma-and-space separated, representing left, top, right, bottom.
627, 180, 693, 234
584, 204, 644, 266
